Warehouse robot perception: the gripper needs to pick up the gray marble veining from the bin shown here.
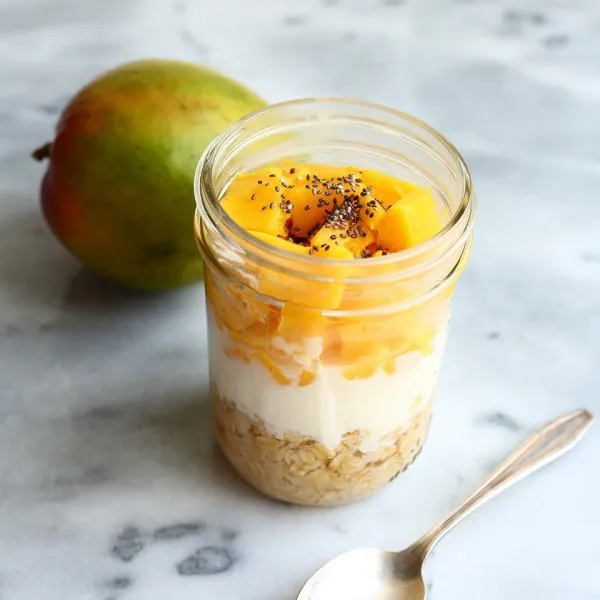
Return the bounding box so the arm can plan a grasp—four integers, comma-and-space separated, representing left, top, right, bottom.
0, 0, 599, 599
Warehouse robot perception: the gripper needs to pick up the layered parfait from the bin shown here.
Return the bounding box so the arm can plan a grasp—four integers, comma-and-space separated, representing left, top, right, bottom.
201, 163, 458, 505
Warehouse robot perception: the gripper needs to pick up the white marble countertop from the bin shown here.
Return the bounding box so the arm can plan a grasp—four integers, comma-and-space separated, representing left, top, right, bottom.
1, 0, 599, 598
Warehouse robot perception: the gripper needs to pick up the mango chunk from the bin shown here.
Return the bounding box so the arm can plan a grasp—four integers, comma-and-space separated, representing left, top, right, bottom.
221, 194, 288, 237
357, 169, 421, 214
228, 323, 273, 349
206, 277, 258, 332
289, 201, 330, 238
341, 343, 390, 380
257, 268, 345, 310
253, 349, 292, 385
249, 231, 310, 255
376, 188, 442, 252
278, 302, 325, 339
360, 201, 387, 231
299, 369, 317, 387
361, 169, 420, 199
249, 232, 345, 309
287, 164, 362, 237
310, 225, 374, 258
226, 170, 277, 197
383, 356, 396, 375
317, 244, 355, 260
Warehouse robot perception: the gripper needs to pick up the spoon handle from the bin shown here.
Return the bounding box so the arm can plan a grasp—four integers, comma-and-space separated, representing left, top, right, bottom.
414, 409, 594, 559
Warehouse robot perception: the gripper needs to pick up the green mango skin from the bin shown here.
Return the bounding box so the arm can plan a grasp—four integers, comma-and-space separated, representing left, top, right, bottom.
40, 59, 265, 290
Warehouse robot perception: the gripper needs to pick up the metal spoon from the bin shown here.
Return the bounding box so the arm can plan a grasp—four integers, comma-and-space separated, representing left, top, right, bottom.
297, 409, 594, 600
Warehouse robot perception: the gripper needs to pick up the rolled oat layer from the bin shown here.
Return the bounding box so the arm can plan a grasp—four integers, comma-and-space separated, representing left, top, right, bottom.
213, 386, 432, 506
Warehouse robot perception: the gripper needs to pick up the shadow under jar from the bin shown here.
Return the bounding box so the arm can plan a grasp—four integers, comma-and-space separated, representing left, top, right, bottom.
194, 98, 475, 506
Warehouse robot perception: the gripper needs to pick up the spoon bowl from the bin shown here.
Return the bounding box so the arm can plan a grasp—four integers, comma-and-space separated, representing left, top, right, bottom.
298, 547, 425, 600
297, 409, 593, 600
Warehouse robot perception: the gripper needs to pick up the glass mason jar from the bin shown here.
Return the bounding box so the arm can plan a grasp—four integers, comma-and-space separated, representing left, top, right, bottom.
194, 98, 475, 506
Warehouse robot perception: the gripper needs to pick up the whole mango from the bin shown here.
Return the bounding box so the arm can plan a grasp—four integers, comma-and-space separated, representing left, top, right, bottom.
34, 59, 265, 290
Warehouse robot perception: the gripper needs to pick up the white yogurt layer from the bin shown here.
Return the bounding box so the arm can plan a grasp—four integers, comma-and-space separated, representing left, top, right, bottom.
208, 309, 448, 452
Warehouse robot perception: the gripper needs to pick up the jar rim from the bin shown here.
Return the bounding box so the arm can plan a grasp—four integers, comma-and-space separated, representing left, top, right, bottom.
194, 96, 475, 271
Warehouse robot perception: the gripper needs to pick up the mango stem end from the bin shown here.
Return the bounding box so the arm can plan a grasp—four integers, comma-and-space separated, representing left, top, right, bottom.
32, 142, 52, 161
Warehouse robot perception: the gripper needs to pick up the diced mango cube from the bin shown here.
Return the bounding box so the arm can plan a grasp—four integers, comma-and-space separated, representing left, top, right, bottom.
221, 194, 288, 237
206, 276, 257, 332
310, 225, 374, 258
299, 370, 317, 387
388, 335, 417, 356
253, 349, 292, 385
249, 231, 310, 255
319, 244, 355, 260
376, 188, 442, 252
226, 170, 277, 197
341, 343, 390, 380
246, 232, 348, 308
360, 169, 421, 208
383, 356, 396, 375
360, 201, 387, 231
253, 225, 352, 309
289, 203, 329, 238
278, 302, 325, 340
287, 164, 363, 237
257, 269, 345, 310
336, 321, 369, 364
228, 323, 271, 348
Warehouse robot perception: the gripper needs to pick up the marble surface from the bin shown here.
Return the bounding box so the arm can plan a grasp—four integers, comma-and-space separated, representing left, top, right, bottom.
1, 0, 599, 598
